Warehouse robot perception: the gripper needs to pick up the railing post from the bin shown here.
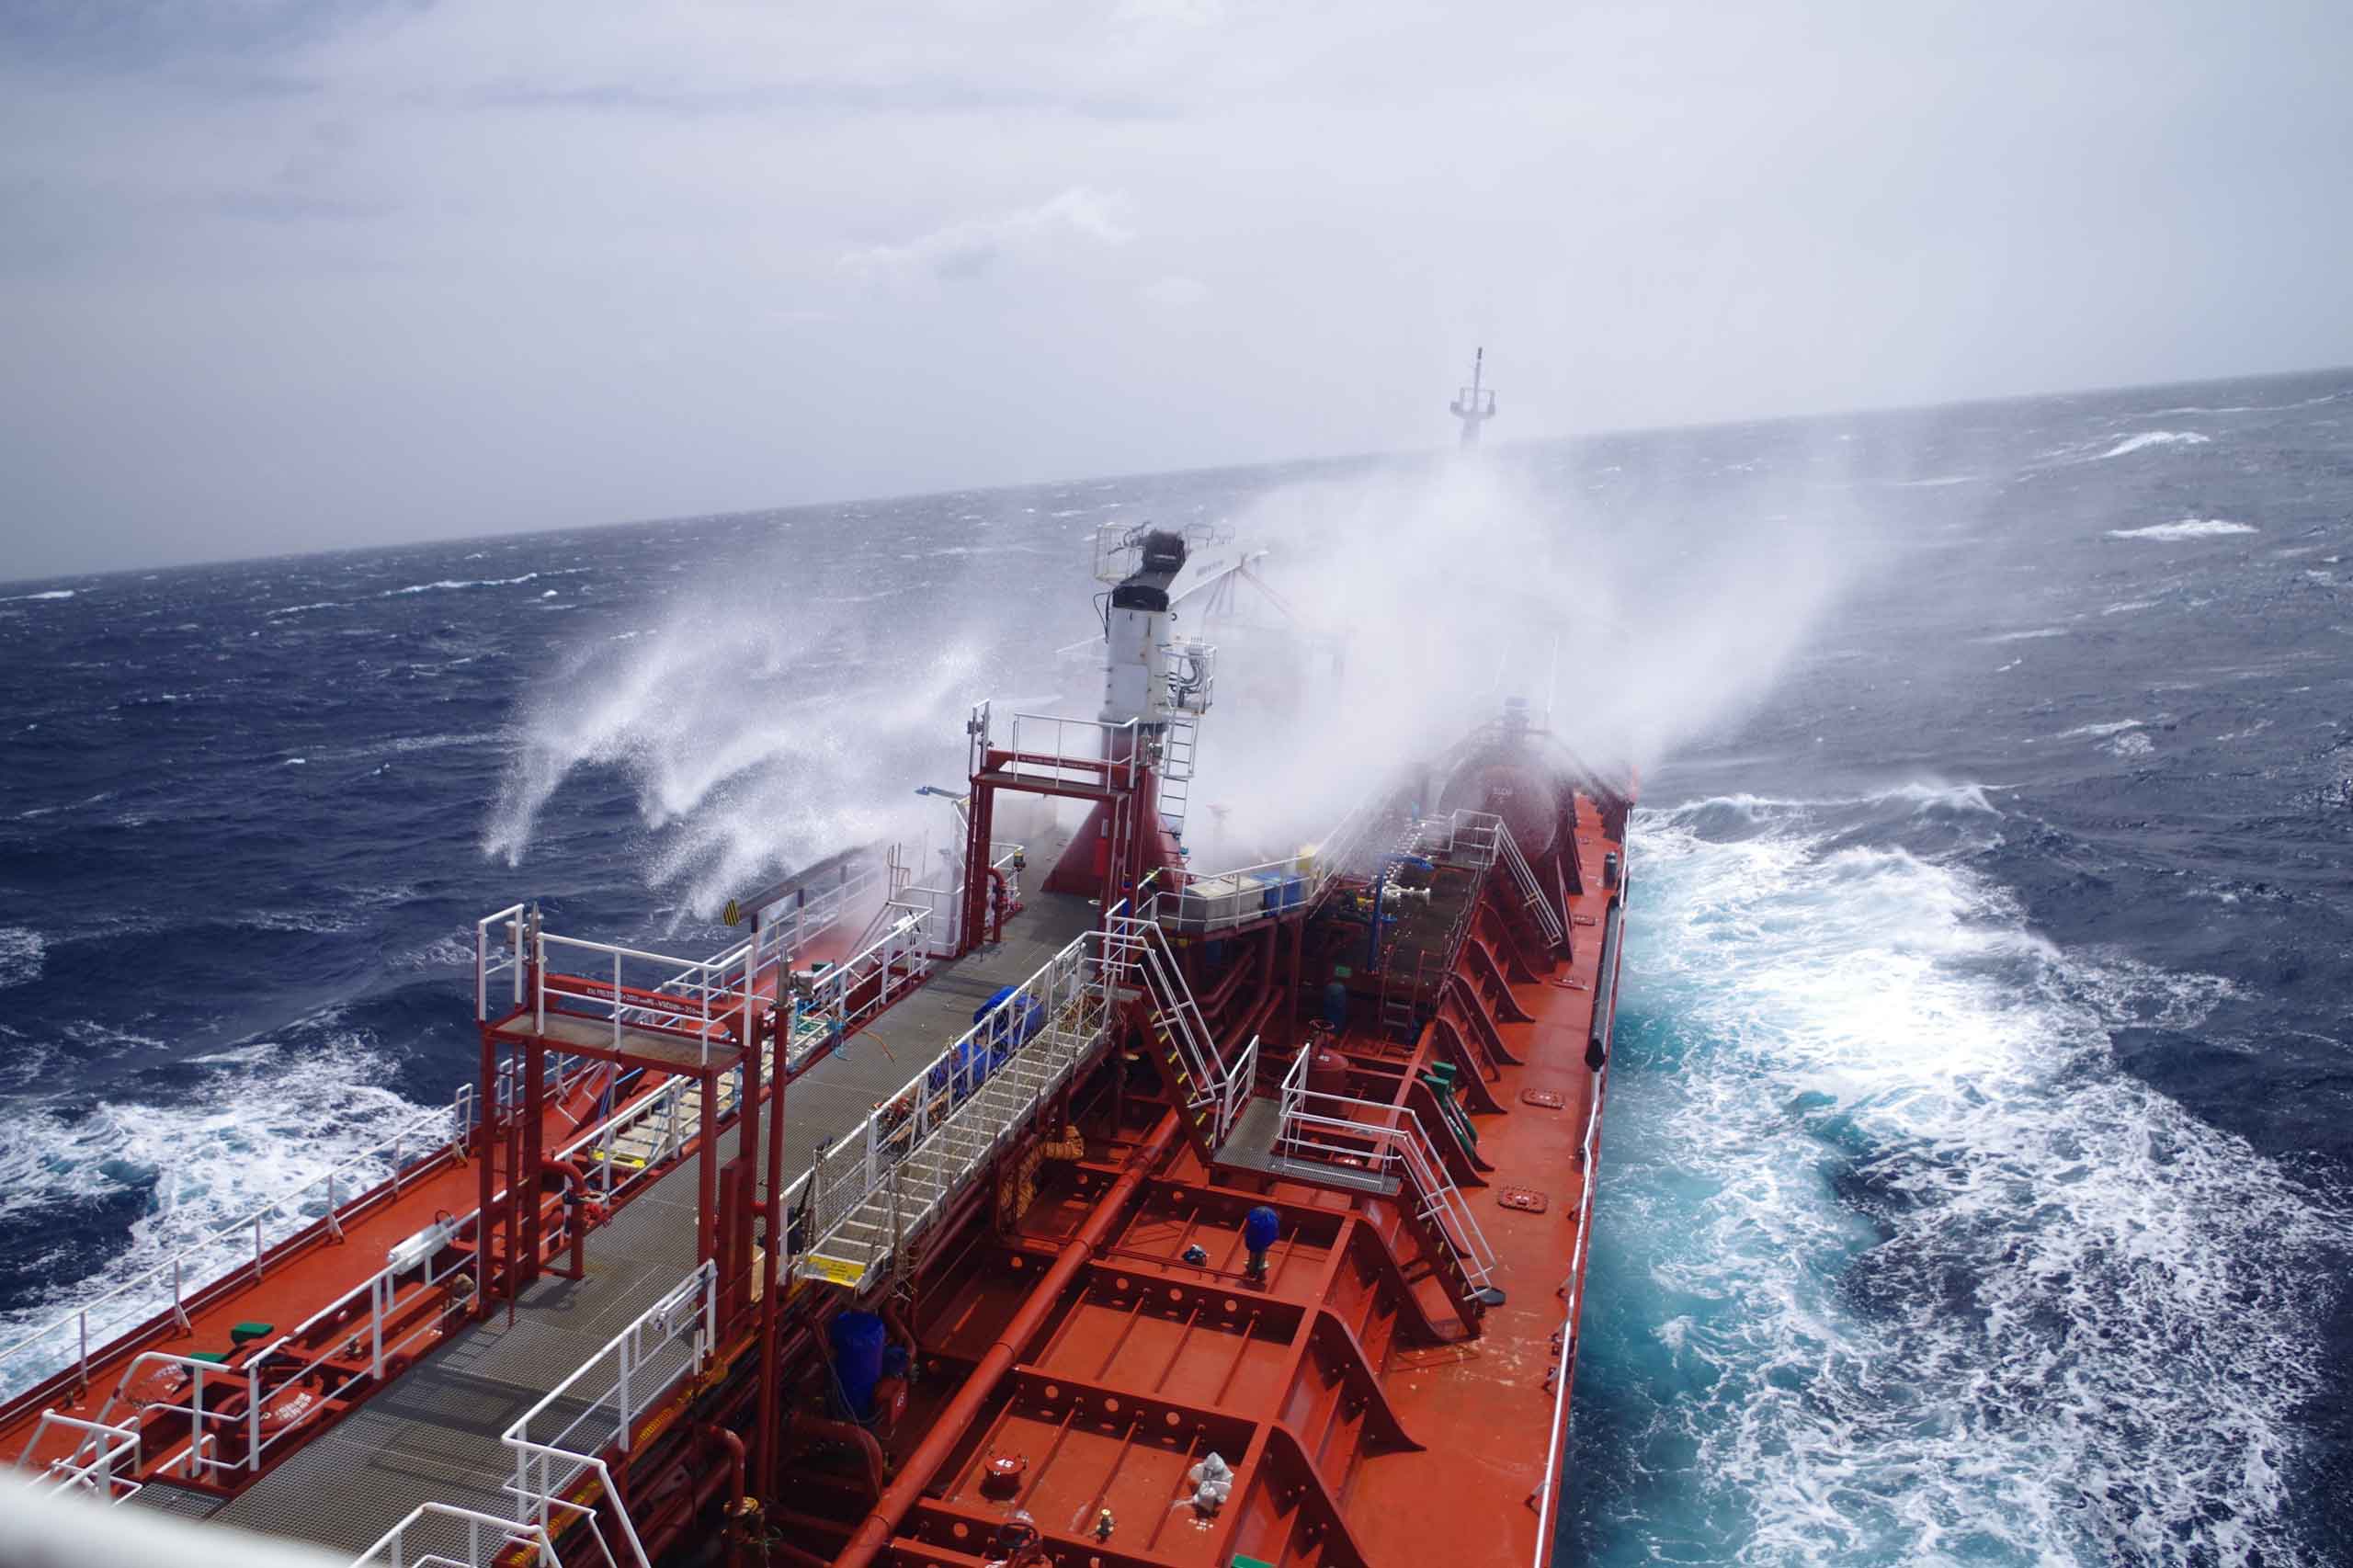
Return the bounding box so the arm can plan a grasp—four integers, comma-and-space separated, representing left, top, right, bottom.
326, 1174, 343, 1240
254, 1214, 266, 1279
371, 1273, 386, 1380
611, 950, 623, 1053
616, 1339, 632, 1453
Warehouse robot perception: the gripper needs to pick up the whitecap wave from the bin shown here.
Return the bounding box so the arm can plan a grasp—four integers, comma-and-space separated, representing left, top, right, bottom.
0, 1028, 438, 1397
1604, 807, 2340, 1564
2106, 519, 2256, 541
0, 589, 76, 603
1657, 781, 2002, 820
0, 927, 43, 989
380, 573, 542, 597
2095, 431, 2211, 460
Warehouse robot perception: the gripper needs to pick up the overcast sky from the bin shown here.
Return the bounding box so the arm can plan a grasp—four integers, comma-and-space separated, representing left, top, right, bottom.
3, 0, 2347, 579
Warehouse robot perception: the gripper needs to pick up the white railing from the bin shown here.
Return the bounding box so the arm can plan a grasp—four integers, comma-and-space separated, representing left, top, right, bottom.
0, 1092, 468, 1407
1273, 1049, 1499, 1293
13, 1413, 140, 1501
1531, 1063, 1608, 1566
532, 933, 748, 1063
1101, 915, 1252, 1146
795, 932, 1113, 1286
1482, 810, 1567, 948
353, 1503, 569, 1568
504, 1262, 715, 1568
778, 908, 932, 1073
1216, 1037, 1259, 1149
696, 860, 885, 997
51, 1210, 475, 1488
998, 711, 1141, 790
901, 840, 1024, 957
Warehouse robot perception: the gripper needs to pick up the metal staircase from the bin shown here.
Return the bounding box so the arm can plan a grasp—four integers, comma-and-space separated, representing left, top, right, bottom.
1491, 815, 1567, 951
1103, 915, 1255, 1159
1271, 1049, 1505, 1328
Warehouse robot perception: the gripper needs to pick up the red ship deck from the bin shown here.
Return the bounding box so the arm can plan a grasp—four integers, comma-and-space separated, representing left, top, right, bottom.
874, 796, 1620, 1568
9, 715, 1630, 1568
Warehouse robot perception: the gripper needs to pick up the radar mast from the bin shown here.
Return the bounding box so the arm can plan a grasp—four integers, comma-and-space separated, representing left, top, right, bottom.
1450, 347, 1496, 448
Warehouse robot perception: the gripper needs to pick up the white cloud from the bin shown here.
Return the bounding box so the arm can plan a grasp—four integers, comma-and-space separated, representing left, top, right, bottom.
1139, 274, 1209, 311
839, 187, 1134, 282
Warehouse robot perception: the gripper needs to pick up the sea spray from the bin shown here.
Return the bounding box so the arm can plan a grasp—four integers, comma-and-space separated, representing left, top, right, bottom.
1176, 453, 1869, 866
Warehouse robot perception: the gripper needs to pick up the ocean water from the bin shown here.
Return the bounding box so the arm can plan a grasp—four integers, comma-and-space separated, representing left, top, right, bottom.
4, 368, 2350, 1563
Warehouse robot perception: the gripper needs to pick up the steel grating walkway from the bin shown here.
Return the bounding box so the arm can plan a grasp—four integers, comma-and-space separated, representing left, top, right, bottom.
127, 886, 1106, 1556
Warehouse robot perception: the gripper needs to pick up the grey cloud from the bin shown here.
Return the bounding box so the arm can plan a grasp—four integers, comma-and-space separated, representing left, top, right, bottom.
0, 0, 2348, 579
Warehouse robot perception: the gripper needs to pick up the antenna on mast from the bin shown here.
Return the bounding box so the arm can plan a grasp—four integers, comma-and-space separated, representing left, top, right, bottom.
1449, 347, 1496, 448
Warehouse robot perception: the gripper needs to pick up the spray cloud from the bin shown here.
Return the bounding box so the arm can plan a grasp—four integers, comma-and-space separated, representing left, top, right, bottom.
1176, 447, 1867, 865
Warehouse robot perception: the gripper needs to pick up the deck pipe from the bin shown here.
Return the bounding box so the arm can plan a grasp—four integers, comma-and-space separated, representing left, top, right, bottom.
826, 1110, 1180, 1568
756, 1005, 790, 1499
703, 1425, 748, 1568
986, 865, 1013, 945
789, 1410, 888, 1500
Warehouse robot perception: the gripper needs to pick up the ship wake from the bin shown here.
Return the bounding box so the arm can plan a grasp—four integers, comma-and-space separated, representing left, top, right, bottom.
1569, 789, 2347, 1566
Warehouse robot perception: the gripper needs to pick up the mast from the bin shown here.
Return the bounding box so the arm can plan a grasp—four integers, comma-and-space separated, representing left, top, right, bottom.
1450, 347, 1496, 448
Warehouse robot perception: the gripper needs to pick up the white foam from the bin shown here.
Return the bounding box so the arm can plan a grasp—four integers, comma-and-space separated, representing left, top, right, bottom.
2056, 719, 2143, 739
1615, 803, 2335, 1563
0, 589, 76, 602
0, 928, 42, 989
1978, 627, 2067, 644
2106, 519, 2256, 541
2095, 431, 2211, 460
0, 1028, 438, 1396
379, 568, 587, 598
381, 573, 540, 596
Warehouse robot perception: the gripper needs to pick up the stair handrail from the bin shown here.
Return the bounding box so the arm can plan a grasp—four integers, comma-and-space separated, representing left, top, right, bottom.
1271, 1056, 1499, 1291
1101, 915, 1232, 1130
796, 930, 1108, 1280
1456, 808, 1566, 948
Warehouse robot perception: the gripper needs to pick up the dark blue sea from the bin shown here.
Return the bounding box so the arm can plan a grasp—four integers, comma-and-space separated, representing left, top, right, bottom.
3, 369, 2349, 1564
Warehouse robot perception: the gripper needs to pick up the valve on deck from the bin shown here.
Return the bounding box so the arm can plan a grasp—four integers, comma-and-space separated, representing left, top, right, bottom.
979, 1451, 1028, 1500
1244, 1205, 1279, 1285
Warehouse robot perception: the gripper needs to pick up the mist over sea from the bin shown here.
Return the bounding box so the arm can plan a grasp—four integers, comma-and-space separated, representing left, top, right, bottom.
4, 367, 2350, 1564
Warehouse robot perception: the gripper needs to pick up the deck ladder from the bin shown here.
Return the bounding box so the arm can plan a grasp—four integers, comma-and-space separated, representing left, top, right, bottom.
1491, 816, 1567, 949
1103, 915, 1253, 1153
1157, 716, 1199, 841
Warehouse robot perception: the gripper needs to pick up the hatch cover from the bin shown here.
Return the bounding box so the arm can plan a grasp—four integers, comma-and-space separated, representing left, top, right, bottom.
1519, 1089, 1564, 1110
1497, 1187, 1549, 1213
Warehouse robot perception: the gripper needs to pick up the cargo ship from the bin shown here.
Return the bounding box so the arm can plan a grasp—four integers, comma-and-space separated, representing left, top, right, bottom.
4, 363, 1634, 1568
